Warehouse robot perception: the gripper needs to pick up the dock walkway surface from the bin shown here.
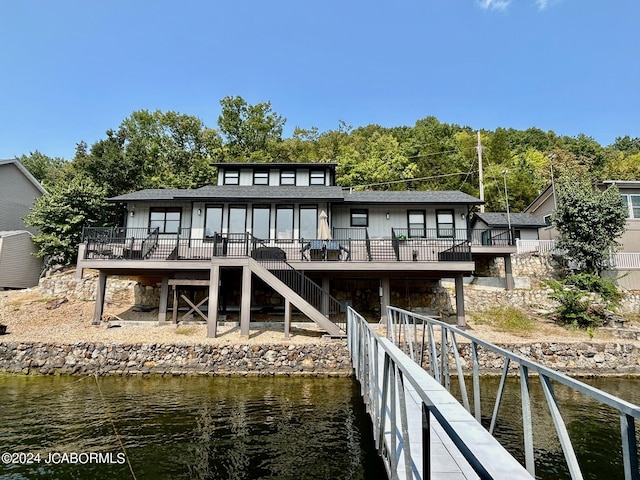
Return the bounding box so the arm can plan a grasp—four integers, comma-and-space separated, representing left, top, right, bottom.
348, 312, 533, 480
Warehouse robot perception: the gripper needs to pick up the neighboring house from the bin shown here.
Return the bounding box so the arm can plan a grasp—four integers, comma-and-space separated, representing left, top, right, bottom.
0, 158, 46, 289
525, 180, 640, 288
471, 212, 547, 244
77, 162, 516, 337
0, 231, 42, 288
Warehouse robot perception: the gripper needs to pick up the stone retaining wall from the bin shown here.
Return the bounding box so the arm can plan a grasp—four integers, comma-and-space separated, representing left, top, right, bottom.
0, 341, 352, 376
2, 339, 640, 377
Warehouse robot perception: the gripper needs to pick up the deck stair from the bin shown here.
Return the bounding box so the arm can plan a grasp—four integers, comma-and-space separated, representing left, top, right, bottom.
247, 259, 345, 336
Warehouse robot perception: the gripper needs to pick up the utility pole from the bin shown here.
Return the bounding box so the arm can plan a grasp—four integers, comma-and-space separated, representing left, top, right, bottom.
477, 131, 485, 212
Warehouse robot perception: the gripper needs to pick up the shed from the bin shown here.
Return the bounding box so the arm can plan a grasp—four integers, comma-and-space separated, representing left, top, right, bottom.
0, 231, 42, 288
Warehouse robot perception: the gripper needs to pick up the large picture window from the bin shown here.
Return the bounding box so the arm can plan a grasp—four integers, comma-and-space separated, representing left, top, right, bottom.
252, 206, 271, 240
204, 205, 223, 239
276, 205, 294, 240
350, 209, 369, 227
228, 206, 247, 234
299, 206, 318, 240
150, 207, 181, 234
408, 210, 426, 238
436, 210, 454, 238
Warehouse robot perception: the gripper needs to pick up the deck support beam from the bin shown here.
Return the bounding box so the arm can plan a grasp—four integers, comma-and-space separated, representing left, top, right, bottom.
504, 254, 515, 290
240, 265, 252, 336
284, 298, 291, 339
92, 271, 107, 325
455, 274, 466, 329
322, 277, 330, 315
207, 264, 220, 338
157, 275, 169, 324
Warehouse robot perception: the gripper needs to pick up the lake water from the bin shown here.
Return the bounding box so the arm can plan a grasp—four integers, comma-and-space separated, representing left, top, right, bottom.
0, 376, 387, 480
1, 375, 638, 480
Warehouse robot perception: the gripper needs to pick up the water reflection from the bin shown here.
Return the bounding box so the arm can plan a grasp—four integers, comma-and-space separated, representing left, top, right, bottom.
0, 376, 387, 480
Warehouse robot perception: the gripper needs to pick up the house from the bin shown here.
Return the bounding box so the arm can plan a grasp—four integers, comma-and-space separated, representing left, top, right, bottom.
525, 180, 640, 288
471, 212, 547, 243
0, 159, 46, 289
77, 162, 517, 337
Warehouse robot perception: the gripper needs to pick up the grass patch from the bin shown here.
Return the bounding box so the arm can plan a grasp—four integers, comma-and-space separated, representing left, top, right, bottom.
4, 291, 51, 308
175, 326, 198, 336
470, 307, 536, 334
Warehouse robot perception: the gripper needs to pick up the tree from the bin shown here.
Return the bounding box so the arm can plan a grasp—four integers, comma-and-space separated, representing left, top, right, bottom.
24, 177, 111, 266
552, 177, 627, 275
217, 96, 286, 161
17, 151, 67, 188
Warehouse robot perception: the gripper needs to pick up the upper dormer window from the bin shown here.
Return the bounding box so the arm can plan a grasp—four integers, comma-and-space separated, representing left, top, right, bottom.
223, 170, 239, 185
309, 170, 325, 185
280, 170, 296, 186
253, 171, 269, 185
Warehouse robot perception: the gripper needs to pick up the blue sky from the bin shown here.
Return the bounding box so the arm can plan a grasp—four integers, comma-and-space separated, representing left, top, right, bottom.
1, 0, 638, 160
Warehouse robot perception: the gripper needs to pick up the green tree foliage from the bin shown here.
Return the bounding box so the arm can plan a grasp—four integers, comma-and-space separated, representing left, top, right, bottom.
17, 151, 67, 188
217, 96, 285, 162
24, 177, 111, 265
552, 178, 627, 275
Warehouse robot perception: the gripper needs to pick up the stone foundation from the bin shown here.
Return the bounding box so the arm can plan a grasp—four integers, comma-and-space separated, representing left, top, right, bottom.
0, 341, 352, 376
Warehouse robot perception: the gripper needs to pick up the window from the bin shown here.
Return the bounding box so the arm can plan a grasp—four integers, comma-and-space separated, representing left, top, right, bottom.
252, 206, 271, 240
280, 170, 296, 186
204, 205, 223, 239
223, 170, 239, 185
150, 208, 181, 234
408, 210, 426, 238
543, 214, 552, 226
276, 205, 294, 240
621, 194, 640, 219
253, 171, 269, 185
309, 170, 325, 185
228, 206, 246, 233
350, 209, 369, 227
300, 206, 318, 240
436, 210, 454, 238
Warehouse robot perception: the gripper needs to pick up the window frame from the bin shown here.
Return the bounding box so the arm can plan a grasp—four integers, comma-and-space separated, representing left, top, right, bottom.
350, 209, 369, 227
223, 170, 240, 185
275, 205, 294, 241
407, 209, 426, 238
227, 205, 247, 235
204, 204, 223, 241
299, 205, 318, 240
309, 170, 325, 186
621, 194, 640, 219
436, 209, 455, 238
149, 207, 182, 234
280, 170, 296, 186
253, 171, 269, 186
252, 205, 271, 240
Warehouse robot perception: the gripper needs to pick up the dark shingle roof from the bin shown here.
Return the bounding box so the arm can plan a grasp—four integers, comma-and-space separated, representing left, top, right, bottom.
342, 190, 483, 205
109, 189, 190, 202
176, 186, 345, 201
473, 212, 547, 228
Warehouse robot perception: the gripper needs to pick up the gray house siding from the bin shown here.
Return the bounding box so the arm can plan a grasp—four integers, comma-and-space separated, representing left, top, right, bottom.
0, 231, 42, 288
0, 162, 44, 234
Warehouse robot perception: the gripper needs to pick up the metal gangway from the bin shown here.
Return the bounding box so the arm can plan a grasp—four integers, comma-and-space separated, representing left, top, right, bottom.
347, 307, 533, 480
349, 305, 640, 480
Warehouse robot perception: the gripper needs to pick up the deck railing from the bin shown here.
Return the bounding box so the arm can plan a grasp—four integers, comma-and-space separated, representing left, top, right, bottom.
386, 306, 640, 480
516, 239, 557, 254
81, 227, 477, 263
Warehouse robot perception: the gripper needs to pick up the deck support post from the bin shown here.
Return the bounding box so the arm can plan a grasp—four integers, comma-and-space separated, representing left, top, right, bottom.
157, 275, 169, 324
207, 264, 220, 338
92, 271, 107, 325
454, 274, 466, 329
284, 298, 291, 339
240, 265, 252, 337
380, 277, 390, 324
504, 254, 515, 290
75, 244, 86, 279
322, 277, 330, 315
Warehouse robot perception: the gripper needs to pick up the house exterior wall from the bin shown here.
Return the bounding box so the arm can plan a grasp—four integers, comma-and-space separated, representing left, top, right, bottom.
0, 163, 43, 233
0, 232, 42, 288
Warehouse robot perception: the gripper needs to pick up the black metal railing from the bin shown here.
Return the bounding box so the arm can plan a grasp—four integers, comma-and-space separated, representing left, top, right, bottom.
81, 227, 485, 263
469, 228, 513, 246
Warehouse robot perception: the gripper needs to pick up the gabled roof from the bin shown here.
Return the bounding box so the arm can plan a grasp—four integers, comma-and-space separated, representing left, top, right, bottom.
0, 158, 47, 195
343, 190, 483, 205
472, 212, 547, 229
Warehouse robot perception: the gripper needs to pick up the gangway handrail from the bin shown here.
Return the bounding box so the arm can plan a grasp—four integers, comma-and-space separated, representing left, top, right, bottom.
386, 305, 640, 480
347, 307, 533, 480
